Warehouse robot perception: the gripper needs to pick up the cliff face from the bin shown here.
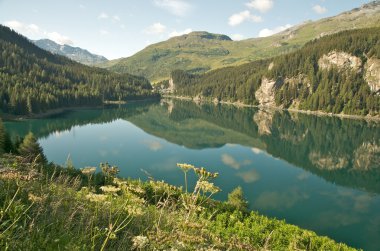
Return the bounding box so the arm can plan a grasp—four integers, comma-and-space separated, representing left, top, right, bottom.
365, 57, 380, 93
318, 51, 362, 72
255, 78, 283, 107
318, 51, 380, 94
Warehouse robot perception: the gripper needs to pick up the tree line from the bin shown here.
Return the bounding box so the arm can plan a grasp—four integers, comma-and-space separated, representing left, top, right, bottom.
172, 27, 380, 116
0, 25, 159, 115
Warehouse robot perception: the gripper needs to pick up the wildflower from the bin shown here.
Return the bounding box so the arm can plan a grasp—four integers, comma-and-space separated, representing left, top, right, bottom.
177, 163, 194, 172
125, 183, 146, 195
126, 205, 144, 216
100, 162, 119, 176
86, 193, 107, 202
129, 195, 146, 205
194, 167, 219, 179
28, 193, 45, 203
197, 181, 221, 194
81, 167, 96, 175
100, 185, 121, 194
113, 178, 128, 186
150, 180, 180, 193
132, 235, 149, 249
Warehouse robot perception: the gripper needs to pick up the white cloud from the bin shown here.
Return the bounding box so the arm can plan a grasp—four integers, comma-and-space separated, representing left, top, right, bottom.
251, 147, 263, 154
246, 0, 274, 13
98, 12, 109, 19
168, 28, 192, 37
47, 32, 73, 45
154, 0, 192, 17
113, 15, 120, 22
258, 24, 292, 37
99, 29, 109, 36
236, 169, 260, 183
228, 10, 262, 26
231, 34, 245, 41
79, 4, 85, 9
4, 21, 41, 35
144, 22, 167, 35
313, 4, 327, 14
4, 20, 73, 45
142, 140, 163, 151
221, 154, 241, 170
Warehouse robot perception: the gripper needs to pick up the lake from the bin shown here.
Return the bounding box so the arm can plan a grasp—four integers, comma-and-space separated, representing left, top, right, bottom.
4, 99, 380, 250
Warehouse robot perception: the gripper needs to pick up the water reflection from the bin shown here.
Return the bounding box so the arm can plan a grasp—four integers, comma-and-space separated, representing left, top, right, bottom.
5, 99, 380, 194
4, 99, 380, 250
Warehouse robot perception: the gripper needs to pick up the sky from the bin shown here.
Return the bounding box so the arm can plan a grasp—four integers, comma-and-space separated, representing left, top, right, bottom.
0, 0, 373, 59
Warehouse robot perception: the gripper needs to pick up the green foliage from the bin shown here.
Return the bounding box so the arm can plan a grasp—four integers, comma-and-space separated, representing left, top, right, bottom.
228, 186, 248, 212
65, 154, 75, 170
100, 162, 120, 185
0, 118, 5, 154
173, 27, 380, 115
0, 25, 158, 116
18, 132, 47, 163
0, 156, 358, 250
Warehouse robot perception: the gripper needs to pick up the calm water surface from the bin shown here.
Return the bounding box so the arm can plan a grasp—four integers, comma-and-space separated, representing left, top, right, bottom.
4, 100, 380, 250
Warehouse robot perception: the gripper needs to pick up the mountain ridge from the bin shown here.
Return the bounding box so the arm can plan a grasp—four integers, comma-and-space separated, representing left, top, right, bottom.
100, 1, 380, 82
33, 39, 108, 65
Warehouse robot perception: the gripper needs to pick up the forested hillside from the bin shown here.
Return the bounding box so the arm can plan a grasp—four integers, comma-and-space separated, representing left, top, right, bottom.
0, 25, 158, 115
172, 27, 380, 116
102, 1, 380, 82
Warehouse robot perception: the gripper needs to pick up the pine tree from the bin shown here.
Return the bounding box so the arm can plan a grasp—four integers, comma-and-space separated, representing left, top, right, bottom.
18, 132, 47, 163
227, 186, 248, 211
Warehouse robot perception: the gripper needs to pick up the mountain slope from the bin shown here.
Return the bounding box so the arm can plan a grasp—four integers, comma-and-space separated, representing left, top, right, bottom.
102, 1, 380, 82
171, 27, 380, 116
0, 25, 157, 115
33, 39, 108, 65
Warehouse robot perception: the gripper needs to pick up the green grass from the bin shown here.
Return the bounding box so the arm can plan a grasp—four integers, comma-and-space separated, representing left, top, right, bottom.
0, 154, 359, 250
99, 3, 380, 82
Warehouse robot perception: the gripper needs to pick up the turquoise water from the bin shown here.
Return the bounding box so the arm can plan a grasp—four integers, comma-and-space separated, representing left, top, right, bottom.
4, 100, 380, 250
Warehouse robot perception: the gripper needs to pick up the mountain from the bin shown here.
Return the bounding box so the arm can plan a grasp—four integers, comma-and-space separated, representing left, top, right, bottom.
100, 1, 380, 82
33, 39, 108, 65
171, 27, 380, 116
0, 25, 157, 116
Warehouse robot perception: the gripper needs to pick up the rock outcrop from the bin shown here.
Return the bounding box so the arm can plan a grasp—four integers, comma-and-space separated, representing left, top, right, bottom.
255, 78, 283, 107
318, 51, 362, 72
365, 57, 380, 93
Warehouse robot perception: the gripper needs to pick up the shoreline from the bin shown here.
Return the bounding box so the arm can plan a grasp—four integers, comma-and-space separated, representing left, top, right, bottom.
163, 95, 380, 122
1, 98, 161, 121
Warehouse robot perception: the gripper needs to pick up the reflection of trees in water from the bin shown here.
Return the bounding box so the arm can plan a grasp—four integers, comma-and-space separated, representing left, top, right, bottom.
167, 100, 380, 193
5, 103, 153, 140
5, 99, 380, 193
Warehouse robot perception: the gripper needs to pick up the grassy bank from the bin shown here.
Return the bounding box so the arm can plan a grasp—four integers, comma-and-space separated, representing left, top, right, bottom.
0, 154, 358, 250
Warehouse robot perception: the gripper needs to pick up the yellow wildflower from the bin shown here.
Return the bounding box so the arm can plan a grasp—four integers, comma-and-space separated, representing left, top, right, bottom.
86, 193, 107, 202
81, 167, 96, 175
100, 185, 121, 194
132, 235, 149, 249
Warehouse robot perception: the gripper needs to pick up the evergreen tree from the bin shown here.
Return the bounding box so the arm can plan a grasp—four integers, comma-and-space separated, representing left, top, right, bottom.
18, 132, 47, 163
227, 186, 248, 211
